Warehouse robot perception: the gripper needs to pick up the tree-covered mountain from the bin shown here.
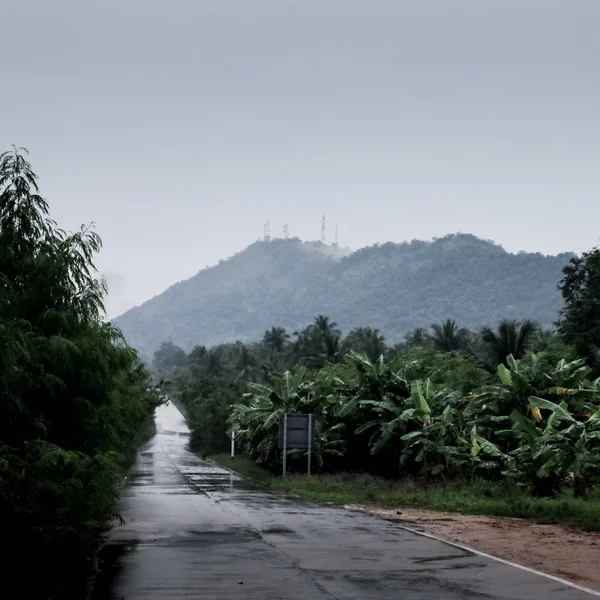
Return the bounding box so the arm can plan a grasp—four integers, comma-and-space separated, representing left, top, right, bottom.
113, 234, 574, 357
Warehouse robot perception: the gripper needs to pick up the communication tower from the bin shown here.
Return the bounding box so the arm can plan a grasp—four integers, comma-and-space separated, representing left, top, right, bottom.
263, 221, 271, 242
333, 224, 339, 247
321, 214, 326, 243
283, 223, 289, 239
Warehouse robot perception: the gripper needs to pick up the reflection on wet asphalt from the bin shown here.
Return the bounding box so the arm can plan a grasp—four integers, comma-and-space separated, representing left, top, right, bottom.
103, 402, 595, 599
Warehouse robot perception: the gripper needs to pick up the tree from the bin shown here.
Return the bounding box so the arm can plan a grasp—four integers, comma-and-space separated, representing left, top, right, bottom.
152, 341, 187, 373
292, 315, 342, 366
234, 342, 259, 382
396, 346, 489, 394
558, 247, 600, 373
404, 327, 431, 349
343, 327, 387, 363
185, 379, 241, 455
263, 326, 290, 369
189, 344, 208, 364
205, 347, 224, 377
429, 319, 471, 352
314, 314, 340, 337
0, 147, 162, 599
263, 326, 290, 355
479, 319, 539, 368
231, 368, 311, 466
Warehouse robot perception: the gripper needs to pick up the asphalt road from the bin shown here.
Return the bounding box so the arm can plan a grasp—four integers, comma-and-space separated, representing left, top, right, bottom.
101, 402, 598, 599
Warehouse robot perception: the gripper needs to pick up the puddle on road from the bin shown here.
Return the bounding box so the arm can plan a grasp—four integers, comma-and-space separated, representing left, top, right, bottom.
412, 551, 473, 564
261, 526, 296, 536
183, 529, 263, 546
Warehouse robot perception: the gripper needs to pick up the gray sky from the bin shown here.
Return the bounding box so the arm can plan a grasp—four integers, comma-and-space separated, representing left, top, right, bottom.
3, 1, 599, 318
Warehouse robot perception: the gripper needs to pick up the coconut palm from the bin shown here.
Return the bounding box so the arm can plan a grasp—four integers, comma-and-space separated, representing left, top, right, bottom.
314, 314, 340, 336
292, 315, 342, 366
479, 319, 539, 368
343, 327, 387, 363
429, 319, 471, 352
234, 342, 259, 382
263, 326, 290, 357
404, 327, 430, 349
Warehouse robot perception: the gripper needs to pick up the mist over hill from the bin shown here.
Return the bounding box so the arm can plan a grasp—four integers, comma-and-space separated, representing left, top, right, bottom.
112, 234, 574, 357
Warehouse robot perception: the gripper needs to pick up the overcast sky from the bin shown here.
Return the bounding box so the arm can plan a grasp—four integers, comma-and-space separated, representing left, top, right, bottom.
2, 1, 599, 317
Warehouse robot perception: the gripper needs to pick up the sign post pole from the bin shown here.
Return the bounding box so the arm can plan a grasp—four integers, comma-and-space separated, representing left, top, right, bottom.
282, 413, 288, 477
230, 430, 235, 458
307, 414, 312, 476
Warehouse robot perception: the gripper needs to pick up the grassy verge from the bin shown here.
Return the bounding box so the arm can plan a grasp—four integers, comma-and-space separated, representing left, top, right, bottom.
211, 454, 273, 483
211, 455, 600, 531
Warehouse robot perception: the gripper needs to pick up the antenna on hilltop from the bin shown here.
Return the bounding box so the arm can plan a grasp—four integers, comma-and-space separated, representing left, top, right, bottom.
333, 224, 339, 247
263, 220, 271, 242
283, 223, 289, 239
321, 214, 326, 243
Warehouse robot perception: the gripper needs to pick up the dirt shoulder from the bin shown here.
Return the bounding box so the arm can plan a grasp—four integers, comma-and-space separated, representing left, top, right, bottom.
349, 504, 600, 592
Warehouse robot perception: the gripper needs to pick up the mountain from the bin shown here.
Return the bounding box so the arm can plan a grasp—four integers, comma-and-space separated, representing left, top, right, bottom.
113, 234, 574, 357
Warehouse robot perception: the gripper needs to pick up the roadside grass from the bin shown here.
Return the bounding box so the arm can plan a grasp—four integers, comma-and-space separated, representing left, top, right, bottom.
211, 454, 600, 531
211, 454, 273, 483
274, 474, 600, 531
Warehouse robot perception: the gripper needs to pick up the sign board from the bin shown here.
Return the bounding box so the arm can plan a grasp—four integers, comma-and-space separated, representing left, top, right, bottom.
278, 414, 315, 449
278, 413, 315, 477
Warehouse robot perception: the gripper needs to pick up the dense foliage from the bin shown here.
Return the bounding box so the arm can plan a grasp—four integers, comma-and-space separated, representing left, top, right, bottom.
558, 245, 600, 375
115, 234, 572, 356
0, 148, 163, 599
161, 312, 600, 499
228, 351, 600, 492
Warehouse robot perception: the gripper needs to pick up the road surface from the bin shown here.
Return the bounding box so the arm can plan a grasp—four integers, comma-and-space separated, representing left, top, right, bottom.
100, 402, 597, 599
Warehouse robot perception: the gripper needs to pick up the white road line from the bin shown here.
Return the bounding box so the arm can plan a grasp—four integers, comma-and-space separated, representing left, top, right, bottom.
396, 522, 600, 597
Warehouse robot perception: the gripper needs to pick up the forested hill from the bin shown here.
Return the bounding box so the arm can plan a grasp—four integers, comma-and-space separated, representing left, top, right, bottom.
113, 234, 574, 357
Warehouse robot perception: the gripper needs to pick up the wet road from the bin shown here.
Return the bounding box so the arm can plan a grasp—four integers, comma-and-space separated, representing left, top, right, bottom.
104, 402, 597, 599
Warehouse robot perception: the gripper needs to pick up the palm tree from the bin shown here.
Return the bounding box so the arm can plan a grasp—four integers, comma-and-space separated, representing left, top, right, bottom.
292, 315, 342, 366
322, 330, 341, 362
315, 315, 342, 363
429, 319, 471, 352
404, 327, 430, 349
343, 327, 387, 363
314, 314, 340, 336
234, 343, 259, 382
479, 319, 539, 368
532, 327, 558, 352
263, 326, 290, 357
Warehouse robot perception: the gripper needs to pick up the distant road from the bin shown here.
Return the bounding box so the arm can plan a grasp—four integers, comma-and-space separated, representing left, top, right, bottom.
104, 403, 597, 599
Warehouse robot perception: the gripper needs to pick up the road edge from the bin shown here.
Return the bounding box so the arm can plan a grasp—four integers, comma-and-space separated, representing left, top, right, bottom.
346, 506, 600, 598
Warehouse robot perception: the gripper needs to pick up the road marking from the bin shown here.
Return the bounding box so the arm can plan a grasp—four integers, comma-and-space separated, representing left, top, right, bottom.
395, 523, 600, 597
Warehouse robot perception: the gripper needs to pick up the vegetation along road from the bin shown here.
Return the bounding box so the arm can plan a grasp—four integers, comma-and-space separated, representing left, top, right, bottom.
101, 401, 598, 599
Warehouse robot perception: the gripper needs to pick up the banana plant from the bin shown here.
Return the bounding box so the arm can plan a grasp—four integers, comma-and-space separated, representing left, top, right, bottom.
471, 354, 600, 452
338, 351, 410, 418
287, 422, 347, 468
507, 396, 600, 496
397, 386, 501, 477
350, 376, 421, 455
230, 368, 312, 465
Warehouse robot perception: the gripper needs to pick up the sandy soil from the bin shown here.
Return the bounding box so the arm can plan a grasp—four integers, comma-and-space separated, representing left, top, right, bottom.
349, 504, 600, 592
